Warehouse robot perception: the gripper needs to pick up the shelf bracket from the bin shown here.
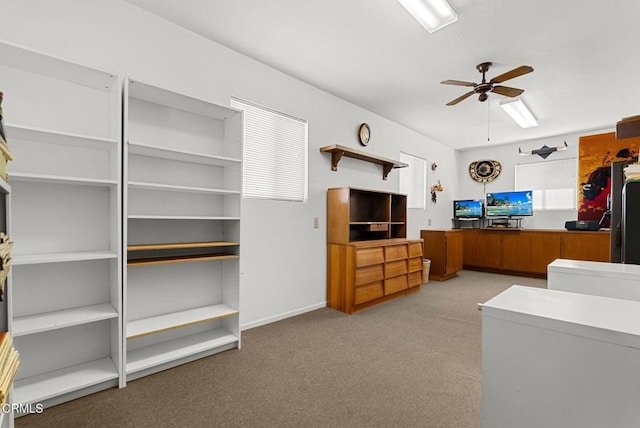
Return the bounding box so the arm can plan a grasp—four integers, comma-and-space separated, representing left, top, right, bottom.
330, 150, 344, 171
382, 164, 393, 181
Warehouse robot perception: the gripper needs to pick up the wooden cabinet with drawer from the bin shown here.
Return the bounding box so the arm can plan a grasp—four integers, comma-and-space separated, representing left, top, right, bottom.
327, 187, 423, 314
328, 239, 423, 314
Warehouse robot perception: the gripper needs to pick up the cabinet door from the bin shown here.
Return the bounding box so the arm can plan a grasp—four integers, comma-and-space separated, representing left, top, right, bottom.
475, 232, 502, 269
529, 232, 562, 274
561, 233, 610, 262
445, 231, 463, 275
502, 233, 530, 272
462, 229, 479, 266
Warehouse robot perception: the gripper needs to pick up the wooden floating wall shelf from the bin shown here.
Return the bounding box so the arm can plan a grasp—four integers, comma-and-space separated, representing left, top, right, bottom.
320, 144, 408, 180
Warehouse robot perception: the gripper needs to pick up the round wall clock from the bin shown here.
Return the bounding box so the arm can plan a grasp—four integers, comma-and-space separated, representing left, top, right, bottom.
469, 160, 502, 183
358, 123, 371, 146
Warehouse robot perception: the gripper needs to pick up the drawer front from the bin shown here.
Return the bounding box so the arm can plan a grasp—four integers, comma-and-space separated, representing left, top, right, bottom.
408, 271, 422, 287
408, 257, 423, 273
356, 247, 384, 267
355, 264, 384, 286
385, 245, 408, 262
385, 275, 408, 295
385, 260, 407, 278
354, 281, 384, 305
408, 242, 423, 258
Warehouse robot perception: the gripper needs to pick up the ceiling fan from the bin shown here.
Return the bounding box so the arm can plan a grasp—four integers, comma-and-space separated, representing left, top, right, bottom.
441, 62, 534, 106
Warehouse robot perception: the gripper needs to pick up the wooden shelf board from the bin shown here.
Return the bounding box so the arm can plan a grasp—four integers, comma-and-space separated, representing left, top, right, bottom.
350, 221, 390, 225
13, 357, 118, 404
127, 328, 238, 374
13, 251, 118, 265
10, 172, 117, 187
128, 215, 240, 221
128, 141, 241, 166
128, 181, 239, 195
126, 304, 238, 339
128, 241, 239, 251
12, 303, 118, 337
320, 144, 408, 180
128, 253, 238, 267
5, 123, 117, 150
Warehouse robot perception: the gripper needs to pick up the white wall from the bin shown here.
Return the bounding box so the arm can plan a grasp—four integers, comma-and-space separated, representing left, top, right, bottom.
455, 128, 612, 230
0, 0, 457, 329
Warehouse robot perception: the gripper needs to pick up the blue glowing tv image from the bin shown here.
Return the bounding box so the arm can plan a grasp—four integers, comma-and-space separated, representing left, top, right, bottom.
485, 190, 533, 217
453, 199, 484, 218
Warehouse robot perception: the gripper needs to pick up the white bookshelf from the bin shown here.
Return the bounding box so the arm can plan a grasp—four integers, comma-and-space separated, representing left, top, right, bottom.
1, 40, 123, 414
123, 78, 242, 383
0, 154, 11, 428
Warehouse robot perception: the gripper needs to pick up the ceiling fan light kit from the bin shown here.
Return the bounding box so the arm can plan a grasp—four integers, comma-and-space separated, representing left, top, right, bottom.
398, 0, 458, 33
500, 97, 538, 128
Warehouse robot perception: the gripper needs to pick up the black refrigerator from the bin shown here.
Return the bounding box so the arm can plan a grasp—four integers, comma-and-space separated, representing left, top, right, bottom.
621, 180, 640, 264
610, 161, 633, 262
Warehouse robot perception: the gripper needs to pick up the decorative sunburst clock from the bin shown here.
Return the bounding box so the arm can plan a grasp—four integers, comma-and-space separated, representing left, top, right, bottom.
469, 160, 501, 183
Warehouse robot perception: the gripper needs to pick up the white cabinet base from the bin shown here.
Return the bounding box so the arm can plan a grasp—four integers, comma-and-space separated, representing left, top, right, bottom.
548, 258, 640, 301
482, 285, 640, 428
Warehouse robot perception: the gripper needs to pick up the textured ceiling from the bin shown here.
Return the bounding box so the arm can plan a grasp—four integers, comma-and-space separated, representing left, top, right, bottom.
125, 0, 640, 150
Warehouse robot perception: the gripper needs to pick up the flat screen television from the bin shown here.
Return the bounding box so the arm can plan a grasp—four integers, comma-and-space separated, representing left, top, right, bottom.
453, 199, 484, 218
486, 190, 533, 217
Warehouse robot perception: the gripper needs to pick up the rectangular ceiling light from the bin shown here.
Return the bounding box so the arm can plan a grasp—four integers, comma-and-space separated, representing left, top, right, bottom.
500, 98, 539, 128
398, 0, 458, 33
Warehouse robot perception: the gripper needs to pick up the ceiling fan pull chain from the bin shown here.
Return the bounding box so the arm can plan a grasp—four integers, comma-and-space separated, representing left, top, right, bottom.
487, 101, 491, 142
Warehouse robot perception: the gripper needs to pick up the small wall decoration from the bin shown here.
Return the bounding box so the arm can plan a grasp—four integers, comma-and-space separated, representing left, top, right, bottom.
469, 160, 501, 183
430, 180, 443, 203
519, 141, 568, 159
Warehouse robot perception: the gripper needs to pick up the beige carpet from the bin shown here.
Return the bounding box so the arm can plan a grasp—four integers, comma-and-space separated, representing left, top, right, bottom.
16, 270, 545, 428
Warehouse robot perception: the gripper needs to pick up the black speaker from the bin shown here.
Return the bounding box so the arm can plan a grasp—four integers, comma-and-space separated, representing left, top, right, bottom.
565, 220, 601, 231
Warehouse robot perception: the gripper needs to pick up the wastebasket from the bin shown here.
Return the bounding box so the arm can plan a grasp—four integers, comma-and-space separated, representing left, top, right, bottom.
422, 259, 431, 284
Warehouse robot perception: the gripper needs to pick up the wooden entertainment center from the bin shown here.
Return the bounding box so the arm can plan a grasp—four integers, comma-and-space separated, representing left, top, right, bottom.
326, 187, 423, 314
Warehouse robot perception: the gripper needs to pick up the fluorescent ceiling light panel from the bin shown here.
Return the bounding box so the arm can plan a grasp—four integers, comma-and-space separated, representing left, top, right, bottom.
398, 0, 458, 33
500, 98, 538, 128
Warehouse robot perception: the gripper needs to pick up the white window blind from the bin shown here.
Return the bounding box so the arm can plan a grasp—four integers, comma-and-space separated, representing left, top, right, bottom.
399, 152, 427, 209
515, 158, 577, 210
231, 97, 308, 202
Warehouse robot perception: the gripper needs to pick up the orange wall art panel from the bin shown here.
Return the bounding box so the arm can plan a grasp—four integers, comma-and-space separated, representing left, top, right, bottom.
578, 132, 640, 226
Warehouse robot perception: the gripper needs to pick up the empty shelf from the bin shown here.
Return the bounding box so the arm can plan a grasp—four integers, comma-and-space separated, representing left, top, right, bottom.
126, 304, 238, 339
127, 328, 238, 374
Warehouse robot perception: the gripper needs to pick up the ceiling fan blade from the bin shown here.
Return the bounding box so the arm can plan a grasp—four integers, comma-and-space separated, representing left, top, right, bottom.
446, 91, 475, 106
441, 79, 477, 87
489, 65, 534, 84
491, 85, 524, 97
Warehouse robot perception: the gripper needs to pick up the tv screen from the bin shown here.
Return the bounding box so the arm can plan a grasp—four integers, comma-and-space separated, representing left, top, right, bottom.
454, 199, 484, 218
486, 190, 533, 217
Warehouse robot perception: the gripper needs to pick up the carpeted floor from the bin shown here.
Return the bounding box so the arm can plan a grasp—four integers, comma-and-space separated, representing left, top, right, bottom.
16, 270, 545, 428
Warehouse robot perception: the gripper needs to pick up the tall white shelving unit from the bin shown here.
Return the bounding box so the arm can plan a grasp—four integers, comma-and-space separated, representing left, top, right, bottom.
0, 41, 122, 411
123, 79, 242, 382
0, 172, 11, 428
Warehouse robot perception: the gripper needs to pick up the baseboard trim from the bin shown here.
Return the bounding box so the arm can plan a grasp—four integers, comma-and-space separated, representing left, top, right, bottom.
240, 302, 327, 331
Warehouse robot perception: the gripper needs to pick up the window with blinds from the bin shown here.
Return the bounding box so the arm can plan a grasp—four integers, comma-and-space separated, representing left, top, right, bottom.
399, 152, 427, 209
515, 157, 577, 210
231, 97, 308, 202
